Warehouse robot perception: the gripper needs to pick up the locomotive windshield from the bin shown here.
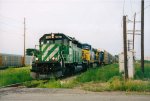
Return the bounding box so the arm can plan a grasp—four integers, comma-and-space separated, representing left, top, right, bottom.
40, 34, 70, 46
82, 44, 91, 50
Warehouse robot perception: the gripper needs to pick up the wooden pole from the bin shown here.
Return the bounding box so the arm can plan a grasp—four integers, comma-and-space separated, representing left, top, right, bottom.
133, 13, 136, 51
123, 16, 128, 79
23, 18, 26, 66
141, 0, 144, 73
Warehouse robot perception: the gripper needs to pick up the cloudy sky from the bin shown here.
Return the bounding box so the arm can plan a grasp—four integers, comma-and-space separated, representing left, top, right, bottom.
0, 0, 150, 59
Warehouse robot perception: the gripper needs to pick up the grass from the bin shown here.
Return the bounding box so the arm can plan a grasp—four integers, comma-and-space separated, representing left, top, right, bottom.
19, 62, 150, 92
23, 64, 121, 89
81, 76, 150, 92
108, 76, 150, 91
79, 62, 150, 92
0, 66, 32, 87
23, 78, 79, 88
76, 64, 121, 83
134, 62, 150, 80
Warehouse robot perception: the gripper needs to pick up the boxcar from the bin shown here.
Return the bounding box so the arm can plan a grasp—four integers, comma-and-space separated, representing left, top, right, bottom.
0, 53, 34, 69
0, 53, 23, 68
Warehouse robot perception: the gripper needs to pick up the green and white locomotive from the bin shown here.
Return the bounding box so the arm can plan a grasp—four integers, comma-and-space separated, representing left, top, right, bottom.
31, 33, 85, 79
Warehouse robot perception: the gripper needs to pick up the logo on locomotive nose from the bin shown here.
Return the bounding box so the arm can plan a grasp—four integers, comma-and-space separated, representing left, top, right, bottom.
42, 44, 59, 61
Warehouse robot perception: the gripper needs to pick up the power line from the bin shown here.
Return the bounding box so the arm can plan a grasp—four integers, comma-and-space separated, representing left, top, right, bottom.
136, 4, 150, 15
0, 21, 22, 30
130, 0, 133, 15
0, 14, 22, 24
0, 25, 22, 34
123, 0, 126, 15
0, 29, 23, 38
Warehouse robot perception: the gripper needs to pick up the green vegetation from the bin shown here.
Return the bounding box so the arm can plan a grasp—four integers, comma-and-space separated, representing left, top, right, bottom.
81, 76, 150, 92
76, 64, 121, 83
0, 67, 32, 87
23, 78, 79, 88
2, 62, 149, 92
24, 63, 150, 92
79, 62, 150, 92
108, 76, 150, 91
134, 62, 150, 79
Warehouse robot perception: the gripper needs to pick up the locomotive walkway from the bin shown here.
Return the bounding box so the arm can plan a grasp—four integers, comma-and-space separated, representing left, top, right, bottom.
0, 87, 150, 101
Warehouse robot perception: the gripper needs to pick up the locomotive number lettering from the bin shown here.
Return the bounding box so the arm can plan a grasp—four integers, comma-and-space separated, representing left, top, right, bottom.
55, 36, 62, 38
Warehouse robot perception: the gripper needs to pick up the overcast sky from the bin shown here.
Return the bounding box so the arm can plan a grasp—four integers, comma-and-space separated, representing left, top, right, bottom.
0, 0, 150, 59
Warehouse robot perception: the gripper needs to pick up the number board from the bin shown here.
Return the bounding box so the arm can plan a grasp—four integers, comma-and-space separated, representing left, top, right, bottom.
46, 36, 52, 39
55, 36, 62, 38
46, 35, 62, 39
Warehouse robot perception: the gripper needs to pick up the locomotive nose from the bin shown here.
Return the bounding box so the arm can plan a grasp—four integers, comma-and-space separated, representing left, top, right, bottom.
42, 44, 60, 62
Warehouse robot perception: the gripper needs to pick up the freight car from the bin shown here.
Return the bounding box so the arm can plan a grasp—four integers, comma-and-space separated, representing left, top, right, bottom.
103, 50, 114, 65
0, 53, 34, 69
31, 33, 116, 79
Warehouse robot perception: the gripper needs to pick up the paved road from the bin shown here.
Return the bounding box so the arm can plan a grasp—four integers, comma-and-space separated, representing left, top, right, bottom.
0, 87, 150, 101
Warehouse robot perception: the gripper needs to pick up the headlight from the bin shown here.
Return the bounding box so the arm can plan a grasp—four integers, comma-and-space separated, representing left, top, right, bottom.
36, 58, 38, 61
52, 57, 58, 61
52, 57, 55, 60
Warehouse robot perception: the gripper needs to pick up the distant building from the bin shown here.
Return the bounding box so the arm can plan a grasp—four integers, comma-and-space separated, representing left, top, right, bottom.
144, 57, 150, 61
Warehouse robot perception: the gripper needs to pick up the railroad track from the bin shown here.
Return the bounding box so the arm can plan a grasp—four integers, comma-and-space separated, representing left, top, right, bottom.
0, 72, 81, 89
0, 81, 30, 88
0, 83, 23, 89
0, 80, 49, 89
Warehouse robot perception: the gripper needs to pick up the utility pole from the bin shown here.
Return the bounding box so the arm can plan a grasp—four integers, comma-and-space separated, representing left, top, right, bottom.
133, 13, 136, 51
23, 18, 26, 66
141, 0, 144, 73
133, 13, 136, 61
123, 16, 128, 79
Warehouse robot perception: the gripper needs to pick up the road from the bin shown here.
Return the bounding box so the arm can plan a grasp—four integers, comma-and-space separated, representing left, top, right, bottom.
0, 87, 150, 101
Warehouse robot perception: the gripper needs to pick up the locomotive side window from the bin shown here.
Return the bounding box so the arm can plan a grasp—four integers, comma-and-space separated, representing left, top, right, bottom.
50, 40, 53, 44
69, 41, 72, 47
46, 40, 53, 44
64, 39, 69, 46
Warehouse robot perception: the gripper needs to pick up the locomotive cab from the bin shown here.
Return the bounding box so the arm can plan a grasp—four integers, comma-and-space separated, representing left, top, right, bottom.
82, 43, 92, 67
